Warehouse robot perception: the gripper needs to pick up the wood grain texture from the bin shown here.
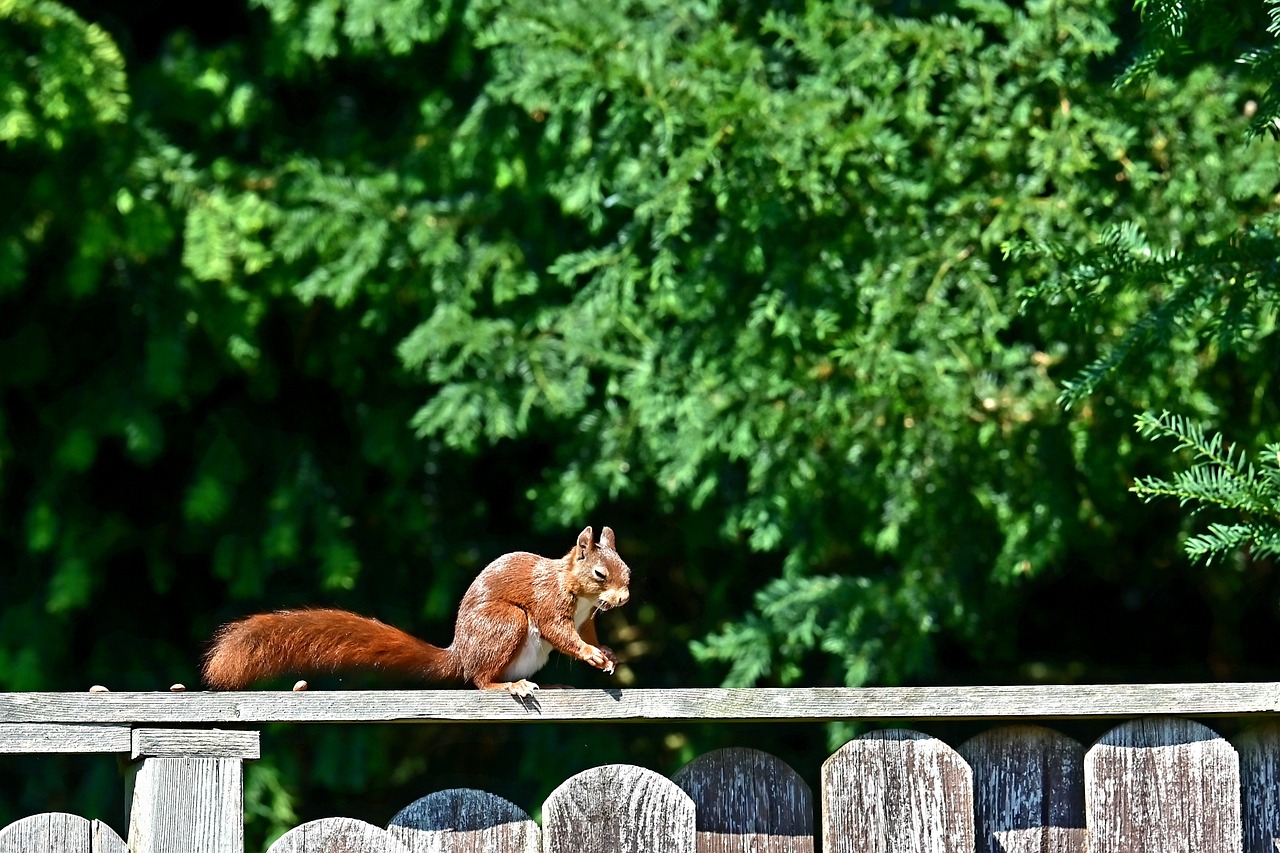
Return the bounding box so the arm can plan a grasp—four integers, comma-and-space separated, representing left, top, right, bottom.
958, 725, 1085, 853
671, 747, 814, 852
1084, 716, 1242, 853
822, 728, 974, 853
4, 684, 1280, 725
267, 818, 413, 853
93, 818, 128, 853
128, 757, 244, 853
0, 813, 89, 853
1233, 720, 1280, 853
0, 812, 127, 853
132, 728, 260, 759
0, 723, 131, 753
543, 764, 696, 853
387, 789, 540, 852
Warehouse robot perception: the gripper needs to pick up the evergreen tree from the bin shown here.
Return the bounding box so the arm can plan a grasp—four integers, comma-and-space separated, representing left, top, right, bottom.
1020, 0, 1280, 566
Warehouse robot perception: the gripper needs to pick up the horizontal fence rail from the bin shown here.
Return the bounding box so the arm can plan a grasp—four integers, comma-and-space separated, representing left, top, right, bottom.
4, 684, 1280, 852
3, 683, 1280, 728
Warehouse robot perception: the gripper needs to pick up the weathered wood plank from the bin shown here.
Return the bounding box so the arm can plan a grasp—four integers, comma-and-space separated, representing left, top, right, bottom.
92, 819, 127, 853
543, 764, 696, 852
0, 723, 131, 753
3, 684, 1280, 724
267, 818, 412, 853
958, 725, 1085, 853
671, 747, 814, 852
387, 789, 539, 852
0, 813, 127, 853
0, 813, 90, 853
1233, 720, 1280, 853
131, 728, 260, 759
1084, 716, 1242, 853
128, 757, 244, 853
822, 728, 974, 853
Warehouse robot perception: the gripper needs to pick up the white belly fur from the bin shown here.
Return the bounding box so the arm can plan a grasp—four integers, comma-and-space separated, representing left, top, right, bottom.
497, 597, 597, 681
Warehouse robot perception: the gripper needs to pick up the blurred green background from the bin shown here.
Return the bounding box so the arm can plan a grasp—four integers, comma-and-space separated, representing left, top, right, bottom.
2, 0, 1278, 847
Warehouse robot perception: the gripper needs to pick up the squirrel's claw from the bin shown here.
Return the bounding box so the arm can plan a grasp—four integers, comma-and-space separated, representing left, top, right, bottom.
582, 644, 618, 674
506, 679, 539, 698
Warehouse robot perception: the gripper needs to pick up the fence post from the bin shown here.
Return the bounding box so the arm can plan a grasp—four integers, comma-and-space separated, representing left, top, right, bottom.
1084, 716, 1242, 853
822, 728, 974, 853
127, 728, 260, 853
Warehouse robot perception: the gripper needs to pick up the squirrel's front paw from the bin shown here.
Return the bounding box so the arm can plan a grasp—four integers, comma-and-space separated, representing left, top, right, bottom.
581, 644, 615, 673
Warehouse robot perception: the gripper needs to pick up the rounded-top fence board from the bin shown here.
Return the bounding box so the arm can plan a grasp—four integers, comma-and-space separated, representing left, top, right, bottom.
0, 813, 126, 853
267, 818, 412, 853
822, 728, 974, 853
388, 789, 539, 852
958, 725, 1085, 853
1233, 720, 1280, 853
5, 684, 1280, 724
1084, 716, 1242, 853
672, 747, 813, 852
543, 763, 696, 853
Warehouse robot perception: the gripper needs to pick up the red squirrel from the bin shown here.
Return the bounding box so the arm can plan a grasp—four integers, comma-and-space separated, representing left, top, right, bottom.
202, 526, 630, 697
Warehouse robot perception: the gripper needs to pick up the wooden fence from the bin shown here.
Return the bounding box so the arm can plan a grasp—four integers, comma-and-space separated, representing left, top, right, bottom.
3, 684, 1280, 852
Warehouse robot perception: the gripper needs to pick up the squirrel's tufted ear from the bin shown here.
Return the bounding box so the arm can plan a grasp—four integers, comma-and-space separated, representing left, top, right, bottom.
576, 526, 594, 558
600, 526, 616, 550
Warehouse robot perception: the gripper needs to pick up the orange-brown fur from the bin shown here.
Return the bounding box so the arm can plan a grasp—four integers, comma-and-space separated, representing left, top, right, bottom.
202, 526, 630, 695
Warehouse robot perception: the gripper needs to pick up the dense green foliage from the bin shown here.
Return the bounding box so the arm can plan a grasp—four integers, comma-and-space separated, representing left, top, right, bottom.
2, 0, 1277, 846
1020, 0, 1280, 563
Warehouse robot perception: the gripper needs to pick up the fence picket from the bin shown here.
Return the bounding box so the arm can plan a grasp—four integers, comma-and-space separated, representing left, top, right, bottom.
266, 817, 412, 853
672, 746, 814, 852
1084, 716, 1242, 853
387, 788, 539, 852
1233, 720, 1280, 853
958, 725, 1085, 853
822, 728, 974, 853
543, 763, 696, 853
0, 813, 126, 853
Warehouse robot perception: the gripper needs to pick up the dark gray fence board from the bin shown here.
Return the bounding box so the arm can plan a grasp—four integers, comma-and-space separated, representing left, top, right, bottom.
958, 725, 1085, 853
672, 746, 813, 852
1234, 720, 1280, 853
388, 789, 539, 852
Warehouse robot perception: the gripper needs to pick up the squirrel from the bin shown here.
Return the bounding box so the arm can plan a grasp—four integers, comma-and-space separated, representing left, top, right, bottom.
202, 526, 630, 697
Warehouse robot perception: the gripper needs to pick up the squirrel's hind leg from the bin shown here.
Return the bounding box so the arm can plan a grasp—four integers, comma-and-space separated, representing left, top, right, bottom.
458, 600, 545, 690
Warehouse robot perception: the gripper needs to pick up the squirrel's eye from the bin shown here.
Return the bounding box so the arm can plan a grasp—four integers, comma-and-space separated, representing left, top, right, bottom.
592, 567, 607, 581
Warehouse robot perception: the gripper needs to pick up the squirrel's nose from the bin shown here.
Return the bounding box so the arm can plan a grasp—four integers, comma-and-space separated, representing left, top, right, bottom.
602, 589, 629, 609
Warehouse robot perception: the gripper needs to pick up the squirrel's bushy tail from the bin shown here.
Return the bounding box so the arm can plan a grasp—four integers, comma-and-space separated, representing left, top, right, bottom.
202, 608, 462, 689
